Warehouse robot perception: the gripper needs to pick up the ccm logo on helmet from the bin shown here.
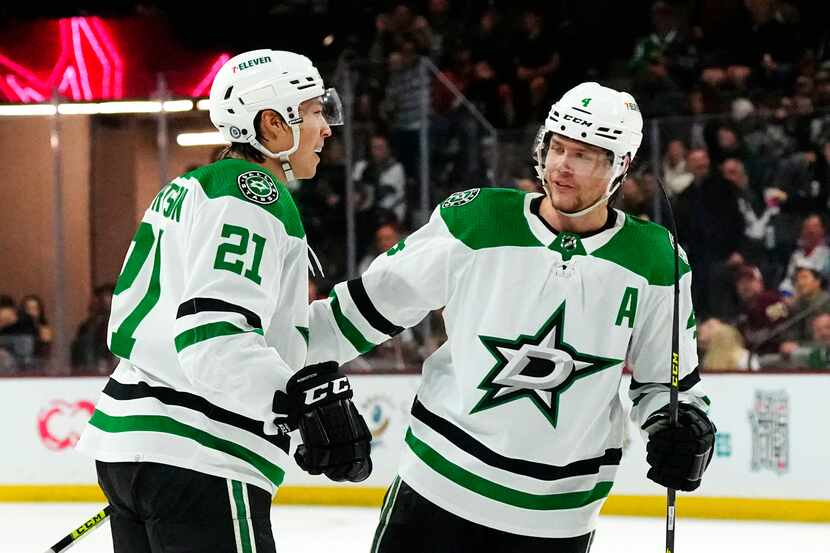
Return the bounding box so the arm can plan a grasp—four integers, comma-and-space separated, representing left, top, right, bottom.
304, 377, 351, 406
233, 55, 272, 73
563, 114, 592, 127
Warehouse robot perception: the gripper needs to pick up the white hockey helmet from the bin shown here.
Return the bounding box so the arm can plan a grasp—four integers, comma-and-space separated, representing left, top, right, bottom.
534, 82, 643, 217
208, 49, 343, 179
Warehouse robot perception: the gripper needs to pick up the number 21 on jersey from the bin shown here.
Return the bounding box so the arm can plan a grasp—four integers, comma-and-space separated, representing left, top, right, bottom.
213, 224, 267, 285
109, 221, 268, 360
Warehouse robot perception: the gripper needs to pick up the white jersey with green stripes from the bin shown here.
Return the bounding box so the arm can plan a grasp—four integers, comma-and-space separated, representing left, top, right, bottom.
308, 188, 709, 538
77, 158, 310, 494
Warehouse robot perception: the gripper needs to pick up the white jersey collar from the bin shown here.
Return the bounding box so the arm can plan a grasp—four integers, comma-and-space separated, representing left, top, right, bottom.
523, 193, 625, 252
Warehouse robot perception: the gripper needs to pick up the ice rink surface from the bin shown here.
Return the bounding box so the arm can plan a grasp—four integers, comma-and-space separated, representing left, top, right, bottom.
2, 503, 827, 553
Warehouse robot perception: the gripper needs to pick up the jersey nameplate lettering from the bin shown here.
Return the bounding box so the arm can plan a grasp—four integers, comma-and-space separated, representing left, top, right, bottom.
238, 170, 279, 205
150, 182, 189, 222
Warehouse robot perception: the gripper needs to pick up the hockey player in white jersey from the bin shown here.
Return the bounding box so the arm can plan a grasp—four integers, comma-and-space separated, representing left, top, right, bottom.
76, 50, 371, 553
308, 82, 715, 552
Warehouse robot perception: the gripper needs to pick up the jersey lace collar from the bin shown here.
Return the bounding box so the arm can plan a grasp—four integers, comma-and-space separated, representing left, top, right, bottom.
528, 195, 617, 238
524, 194, 624, 254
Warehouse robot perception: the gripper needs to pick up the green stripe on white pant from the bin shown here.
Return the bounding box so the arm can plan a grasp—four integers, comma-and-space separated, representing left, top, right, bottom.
227, 479, 257, 553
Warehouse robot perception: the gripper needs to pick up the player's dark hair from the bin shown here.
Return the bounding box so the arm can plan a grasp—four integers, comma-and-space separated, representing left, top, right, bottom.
218, 111, 267, 163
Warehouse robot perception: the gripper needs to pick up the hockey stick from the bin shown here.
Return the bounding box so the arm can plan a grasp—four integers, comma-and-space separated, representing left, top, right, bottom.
44, 505, 111, 553
655, 177, 681, 553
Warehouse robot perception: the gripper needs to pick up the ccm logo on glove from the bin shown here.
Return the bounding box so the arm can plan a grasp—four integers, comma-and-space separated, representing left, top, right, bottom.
304, 377, 350, 405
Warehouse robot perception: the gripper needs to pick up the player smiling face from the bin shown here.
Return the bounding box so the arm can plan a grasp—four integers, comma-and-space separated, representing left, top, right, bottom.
544, 134, 615, 215
257, 97, 333, 180
290, 97, 333, 179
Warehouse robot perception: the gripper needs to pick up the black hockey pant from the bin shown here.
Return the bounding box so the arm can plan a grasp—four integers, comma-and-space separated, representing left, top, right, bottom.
96, 460, 276, 553
371, 477, 595, 553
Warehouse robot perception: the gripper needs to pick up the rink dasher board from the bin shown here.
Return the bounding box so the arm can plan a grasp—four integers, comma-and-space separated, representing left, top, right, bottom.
0, 373, 828, 522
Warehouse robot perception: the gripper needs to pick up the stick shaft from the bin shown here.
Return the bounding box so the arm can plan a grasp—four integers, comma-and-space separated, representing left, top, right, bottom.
44, 505, 111, 553
657, 177, 681, 553
667, 263, 680, 553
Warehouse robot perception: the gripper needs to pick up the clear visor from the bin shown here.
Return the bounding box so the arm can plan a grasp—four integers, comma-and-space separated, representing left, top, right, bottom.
535, 129, 614, 178
532, 125, 547, 161
320, 87, 344, 126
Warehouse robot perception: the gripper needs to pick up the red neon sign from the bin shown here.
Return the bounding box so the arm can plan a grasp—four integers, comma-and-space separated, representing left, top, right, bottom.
0, 17, 230, 102
0, 17, 124, 102
191, 54, 231, 98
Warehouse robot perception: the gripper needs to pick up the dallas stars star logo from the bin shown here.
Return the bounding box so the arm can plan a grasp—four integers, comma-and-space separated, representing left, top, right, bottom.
471, 301, 622, 428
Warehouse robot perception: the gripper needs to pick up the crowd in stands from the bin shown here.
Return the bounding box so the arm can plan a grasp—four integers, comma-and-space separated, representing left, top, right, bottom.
317, 0, 830, 372
0, 294, 50, 372
2, 0, 830, 374
0, 286, 117, 376
69, 285, 118, 376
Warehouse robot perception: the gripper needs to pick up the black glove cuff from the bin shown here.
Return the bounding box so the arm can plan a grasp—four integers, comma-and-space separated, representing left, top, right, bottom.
642, 402, 715, 434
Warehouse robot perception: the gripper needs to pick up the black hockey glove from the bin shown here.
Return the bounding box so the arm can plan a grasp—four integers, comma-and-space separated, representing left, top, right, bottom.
642, 403, 716, 492
272, 362, 372, 483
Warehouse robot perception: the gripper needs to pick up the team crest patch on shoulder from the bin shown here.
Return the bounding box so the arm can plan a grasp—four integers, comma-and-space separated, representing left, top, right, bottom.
441, 188, 480, 208
237, 170, 279, 205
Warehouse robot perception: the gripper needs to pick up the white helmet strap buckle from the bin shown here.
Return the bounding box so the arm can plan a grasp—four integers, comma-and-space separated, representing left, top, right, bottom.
249, 124, 302, 182
281, 157, 295, 183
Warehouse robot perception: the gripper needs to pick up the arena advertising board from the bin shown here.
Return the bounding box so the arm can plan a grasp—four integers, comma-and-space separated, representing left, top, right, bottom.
0, 374, 827, 512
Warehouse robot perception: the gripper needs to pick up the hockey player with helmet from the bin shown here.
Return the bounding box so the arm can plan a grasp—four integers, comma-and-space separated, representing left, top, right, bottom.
308, 82, 715, 552
77, 50, 372, 553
